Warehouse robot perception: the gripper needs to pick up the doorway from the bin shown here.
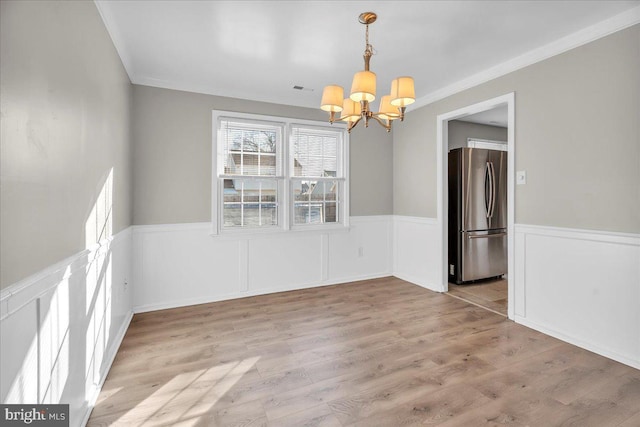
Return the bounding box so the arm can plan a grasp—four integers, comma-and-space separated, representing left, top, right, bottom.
436, 93, 515, 319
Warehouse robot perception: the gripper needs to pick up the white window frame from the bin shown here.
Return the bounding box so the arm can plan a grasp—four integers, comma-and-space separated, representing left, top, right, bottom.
211, 110, 349, 236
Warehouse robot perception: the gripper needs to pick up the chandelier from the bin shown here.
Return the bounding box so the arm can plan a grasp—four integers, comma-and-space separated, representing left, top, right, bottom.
320, 12, 415, 133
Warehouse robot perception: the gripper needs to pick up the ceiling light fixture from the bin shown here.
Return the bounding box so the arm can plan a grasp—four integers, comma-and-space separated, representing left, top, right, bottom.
320, 12, 415, 133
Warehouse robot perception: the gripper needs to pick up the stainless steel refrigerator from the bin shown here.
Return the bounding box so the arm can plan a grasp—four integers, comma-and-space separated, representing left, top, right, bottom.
448, 148, 507, 284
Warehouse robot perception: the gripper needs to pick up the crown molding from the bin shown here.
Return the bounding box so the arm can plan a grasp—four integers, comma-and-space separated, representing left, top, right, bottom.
94, 0, 136, 82
409, 5, 640, 111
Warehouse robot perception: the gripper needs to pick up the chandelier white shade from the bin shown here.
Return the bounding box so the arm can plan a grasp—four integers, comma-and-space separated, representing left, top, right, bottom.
350, 71, 376, 103
341, 99, 362, 122
320, 12, 415, 133
320, 85, 344, 112
390, 76, 416, 107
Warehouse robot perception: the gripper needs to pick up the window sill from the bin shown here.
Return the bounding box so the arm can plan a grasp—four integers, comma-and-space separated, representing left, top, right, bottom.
209, 224, 350, 240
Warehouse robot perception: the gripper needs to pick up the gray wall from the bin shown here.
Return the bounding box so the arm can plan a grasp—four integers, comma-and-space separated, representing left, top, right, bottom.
0, 1, 132, 288
448, 120, 507, 150
394, 24, 640, 233
132, 85, 393, 225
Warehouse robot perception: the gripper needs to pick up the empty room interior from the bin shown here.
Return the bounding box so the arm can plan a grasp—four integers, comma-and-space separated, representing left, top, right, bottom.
2, 1, 640, 426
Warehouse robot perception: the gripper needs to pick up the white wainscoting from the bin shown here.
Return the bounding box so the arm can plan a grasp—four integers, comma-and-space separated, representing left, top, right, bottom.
392, 216, 443, 292
513, 224, 640, 370
3, 216, 639, 427
132, 216, 393, 313
0, 229, 133, 427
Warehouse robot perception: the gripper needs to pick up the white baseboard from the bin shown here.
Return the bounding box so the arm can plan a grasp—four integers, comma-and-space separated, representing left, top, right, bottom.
80, 310, 133, 426
134, 273, 391, 314
515, 315, 640, 371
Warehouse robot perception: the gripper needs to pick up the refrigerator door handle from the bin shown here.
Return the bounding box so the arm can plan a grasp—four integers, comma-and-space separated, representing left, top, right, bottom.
468, 232, 507, 239
484, 162, 491, 218
485, 162, 495, 218
489, 161, 496, 219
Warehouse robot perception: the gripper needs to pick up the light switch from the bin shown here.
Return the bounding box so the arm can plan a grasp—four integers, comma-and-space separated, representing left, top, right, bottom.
516, 171, 527, 185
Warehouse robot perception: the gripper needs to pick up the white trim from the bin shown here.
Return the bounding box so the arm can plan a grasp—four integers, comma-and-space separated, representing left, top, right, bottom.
410, 5, 640, 111
0, 228, 132, 320
133, 273, 392, 314
513, 223, 640, 370
132, 222, 212, 234
80, 310, 133, 426
392, 215, 438, 225
0, 227, 133, 425
436, 93, 516, 319
466, 138, 508, 152
392, 215, 441, 292
515, 223, 640, 246
515, 315, 639, 371
132, 215, 393, 313
392, 272, 434, 291
131, 222, 354, 239
93, 1, 135, 81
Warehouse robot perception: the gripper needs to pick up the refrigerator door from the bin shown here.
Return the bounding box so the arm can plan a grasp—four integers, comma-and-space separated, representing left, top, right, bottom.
487, 149, 507, 230
461, 148, 507, 231
461, 229, 507, 282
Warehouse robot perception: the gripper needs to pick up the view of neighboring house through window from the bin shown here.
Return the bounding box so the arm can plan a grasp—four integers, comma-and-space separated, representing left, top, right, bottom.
219, 119, 282, 228
214, 112, 347, 233
291, 126, 340, 225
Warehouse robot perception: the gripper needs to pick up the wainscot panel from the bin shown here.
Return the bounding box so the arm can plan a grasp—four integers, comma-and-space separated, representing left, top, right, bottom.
132, 216, 393, 313
392, 216, 442, 291
0, 229, 133, 427
514, 224, 640, 369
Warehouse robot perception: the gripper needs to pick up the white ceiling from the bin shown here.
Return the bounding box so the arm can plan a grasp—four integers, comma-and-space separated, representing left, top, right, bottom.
96, 1, 640, 110
457, 105, 508, 128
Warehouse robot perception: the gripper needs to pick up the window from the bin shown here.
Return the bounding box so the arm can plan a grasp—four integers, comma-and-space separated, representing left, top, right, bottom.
291, 126, 341, 225
217, 118, 283, 229
213, 112, 348, 234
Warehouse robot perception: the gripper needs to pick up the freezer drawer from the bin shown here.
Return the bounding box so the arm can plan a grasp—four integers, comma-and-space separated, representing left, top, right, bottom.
461, 229, 507, 282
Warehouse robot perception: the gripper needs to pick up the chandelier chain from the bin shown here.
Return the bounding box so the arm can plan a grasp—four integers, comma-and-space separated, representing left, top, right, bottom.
364, 24, 373, 57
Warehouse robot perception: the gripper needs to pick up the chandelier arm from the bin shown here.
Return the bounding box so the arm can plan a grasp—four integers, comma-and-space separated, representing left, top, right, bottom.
347, 117, 362, 133
369, 114, 392, 132
399, 107, 406, 121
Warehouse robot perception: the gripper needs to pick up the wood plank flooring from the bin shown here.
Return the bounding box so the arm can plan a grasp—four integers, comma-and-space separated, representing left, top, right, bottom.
88, 277, 640, 427
447, 278, 508, 316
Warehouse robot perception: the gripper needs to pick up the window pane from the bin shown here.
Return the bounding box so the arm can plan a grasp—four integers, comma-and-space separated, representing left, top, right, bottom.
292, 180, 339, 225
223, 204, 242, 227
292, 129, 339, 178
325, 202, 337, 223
221, 121, 279, 176
223, 179, 277, 228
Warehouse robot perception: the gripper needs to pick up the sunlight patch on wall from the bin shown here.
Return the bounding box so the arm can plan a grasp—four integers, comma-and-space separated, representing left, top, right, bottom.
85, 168, 113, 249
85, 168, 113, 315
39, 270, 70, 404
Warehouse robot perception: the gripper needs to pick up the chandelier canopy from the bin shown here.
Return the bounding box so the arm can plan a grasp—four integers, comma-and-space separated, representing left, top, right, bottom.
320, 12, 415, 133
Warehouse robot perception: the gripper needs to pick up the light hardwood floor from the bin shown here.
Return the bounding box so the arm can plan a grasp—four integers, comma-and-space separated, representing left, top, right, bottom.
88, 277, 640, 426
447, 278, 508, 316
